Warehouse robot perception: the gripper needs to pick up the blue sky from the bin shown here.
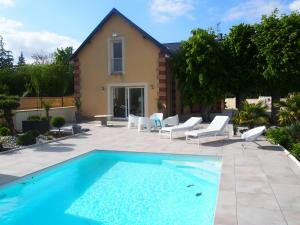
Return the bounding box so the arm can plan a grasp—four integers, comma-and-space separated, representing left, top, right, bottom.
0, 0, 299, 62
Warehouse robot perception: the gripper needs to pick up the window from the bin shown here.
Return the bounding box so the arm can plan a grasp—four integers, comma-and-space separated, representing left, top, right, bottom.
110, 39, 123, 74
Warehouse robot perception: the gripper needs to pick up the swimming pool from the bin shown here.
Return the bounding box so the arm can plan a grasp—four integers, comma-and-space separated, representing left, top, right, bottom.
0, 150, 222, 225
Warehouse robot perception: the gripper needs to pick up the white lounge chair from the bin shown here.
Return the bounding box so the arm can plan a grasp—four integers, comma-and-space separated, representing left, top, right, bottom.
241, 126, 266, 150
128, 114, 139, 128
162, 114, 179, 127
159, 117, 202, 139
185, 116, 230, 146
138, 116, 152, 132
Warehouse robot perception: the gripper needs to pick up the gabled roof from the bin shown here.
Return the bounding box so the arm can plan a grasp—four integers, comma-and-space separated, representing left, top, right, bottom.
163, 42, 181, 53
72, 8, 170, 58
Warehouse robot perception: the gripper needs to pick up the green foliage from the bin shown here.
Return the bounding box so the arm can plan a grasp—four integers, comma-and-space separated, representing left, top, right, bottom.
277, 93, 300, 126
0, 95, 20, 134
286, 121, 300, 143
266, 127, 293, 149
75, 97, 82, 111
42, 100, 52, 121
0, 36, 13, 69
16, 132, 36, 146
27, 115, 42, 121
17, 52, 26, 66
237, 101, 270, 128
51, 116, 65, 131
0, 127, 11, 136
26, 129, 40, 138
171, 29, 226, 121
292, 143, 300, 160
222, 24, 262, 108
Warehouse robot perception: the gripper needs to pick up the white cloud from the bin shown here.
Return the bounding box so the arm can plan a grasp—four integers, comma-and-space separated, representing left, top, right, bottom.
150, 0, 196, 23
0, 0, 15, 7
223, 0, 285, 22
0, 16, 80, 63
289, 0, 300, 11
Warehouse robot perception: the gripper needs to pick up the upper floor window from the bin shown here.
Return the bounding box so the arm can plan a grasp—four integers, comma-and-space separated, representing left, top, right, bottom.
109, 39, 124, 74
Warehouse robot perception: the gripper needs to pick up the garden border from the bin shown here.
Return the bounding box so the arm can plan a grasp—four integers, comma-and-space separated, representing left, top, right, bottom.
281, 145, 300, 168
0, 131, 88, 155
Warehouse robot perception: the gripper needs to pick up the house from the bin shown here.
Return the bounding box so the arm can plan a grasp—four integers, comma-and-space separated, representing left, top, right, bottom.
72, 8, 179, 119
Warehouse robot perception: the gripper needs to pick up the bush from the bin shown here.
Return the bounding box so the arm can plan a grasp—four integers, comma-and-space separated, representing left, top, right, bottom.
51, 116, 65, 129
26, 129, 40, 138
0, 127, 11, 136
27, 115, 42, 121
16, 132, 36, 146
266, 127, 293, 149
292, 143, 300, 160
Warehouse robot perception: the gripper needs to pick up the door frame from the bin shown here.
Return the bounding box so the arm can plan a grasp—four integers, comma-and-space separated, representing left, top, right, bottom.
107, 83, 148, 118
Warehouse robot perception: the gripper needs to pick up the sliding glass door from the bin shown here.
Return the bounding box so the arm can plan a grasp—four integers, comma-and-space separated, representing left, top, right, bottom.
112, 87, 144, 118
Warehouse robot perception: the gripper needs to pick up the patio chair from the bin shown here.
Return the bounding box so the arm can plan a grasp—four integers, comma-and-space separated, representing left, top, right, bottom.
241, 126, 266, 150
185, 116, 230, 146
150, 113, 163, 129
138, 116, 152, 132
128, 114, 139, 128
162, 114, 179, 127
159, 117, 202, 139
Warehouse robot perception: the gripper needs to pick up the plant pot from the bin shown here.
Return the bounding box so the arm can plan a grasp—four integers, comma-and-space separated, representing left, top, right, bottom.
22, 120, 49, 134
75, 112, 83, 123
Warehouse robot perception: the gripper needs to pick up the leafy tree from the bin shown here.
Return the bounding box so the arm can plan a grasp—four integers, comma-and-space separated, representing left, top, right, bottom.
222, 24, 263, 109
0, 36, 14, 69
17, 52, 26, 66
171, 29, 226, 121
54, 47, 73, 65
0, 95, 20, 134
253, 11, 300, 123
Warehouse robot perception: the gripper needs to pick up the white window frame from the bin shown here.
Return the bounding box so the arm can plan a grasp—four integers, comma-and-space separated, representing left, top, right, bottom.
107, 37, 125, 75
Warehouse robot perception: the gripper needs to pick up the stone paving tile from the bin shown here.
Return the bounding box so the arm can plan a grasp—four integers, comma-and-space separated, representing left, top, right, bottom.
0, 121, 299, 225
237, 205, 287, 225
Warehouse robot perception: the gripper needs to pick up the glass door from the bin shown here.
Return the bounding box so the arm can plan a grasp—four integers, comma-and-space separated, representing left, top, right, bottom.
128, 87, 144, 116
112, 87, 145, 118
112, 87, 126, 118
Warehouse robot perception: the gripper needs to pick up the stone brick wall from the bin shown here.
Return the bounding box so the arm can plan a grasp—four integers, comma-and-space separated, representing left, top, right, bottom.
74, 57, 81, 99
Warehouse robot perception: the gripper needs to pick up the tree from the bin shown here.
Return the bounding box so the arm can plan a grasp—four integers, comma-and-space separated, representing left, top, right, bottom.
222, 24, 263, 109
0, 95, 20, 134
54, 47, 73, 65
0, 36, 14, 69
253, 11, 300, 123
17, 52, 26, 66
32, 52, 54, 64
51, 116, 65, 136
171, 29, 226, 121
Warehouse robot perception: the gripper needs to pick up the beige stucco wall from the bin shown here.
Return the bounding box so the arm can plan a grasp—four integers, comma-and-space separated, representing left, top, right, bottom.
77, 14, 160, 117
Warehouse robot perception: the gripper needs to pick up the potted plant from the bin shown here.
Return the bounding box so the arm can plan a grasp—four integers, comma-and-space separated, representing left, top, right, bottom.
22, 115, 49, 134
51, 116, 65, 136
75, 97, 82, 123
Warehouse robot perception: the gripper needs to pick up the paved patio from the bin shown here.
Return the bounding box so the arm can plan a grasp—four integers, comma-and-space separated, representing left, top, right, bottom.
0, 121, 299, 225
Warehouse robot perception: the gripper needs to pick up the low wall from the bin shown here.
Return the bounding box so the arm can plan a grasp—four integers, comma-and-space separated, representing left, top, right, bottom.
13, 106, 76, 132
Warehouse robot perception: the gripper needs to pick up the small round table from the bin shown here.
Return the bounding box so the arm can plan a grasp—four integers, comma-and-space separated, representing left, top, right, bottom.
94, 115, 112, 127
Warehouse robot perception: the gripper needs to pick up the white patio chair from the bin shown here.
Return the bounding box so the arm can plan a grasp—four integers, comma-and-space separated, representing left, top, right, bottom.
162, 114, 179, 127
241, 126, 266, 150
138, 116, 152, 132
128, 114, 139, 128
159, 117, 202, 139
185, 116, 230, 146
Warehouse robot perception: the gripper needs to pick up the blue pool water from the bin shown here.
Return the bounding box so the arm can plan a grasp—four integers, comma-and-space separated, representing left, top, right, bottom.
0, 151, 221, 225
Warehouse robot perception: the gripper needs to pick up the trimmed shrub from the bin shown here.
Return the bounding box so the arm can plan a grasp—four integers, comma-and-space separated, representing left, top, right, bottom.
16, 132, 36, 146
266, 127, 293, 150
292, 143, 300, 160
0, 127, 11, 136
51, 116, 65, 130
27, 115, 42, 121
26, 129, 40, 138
